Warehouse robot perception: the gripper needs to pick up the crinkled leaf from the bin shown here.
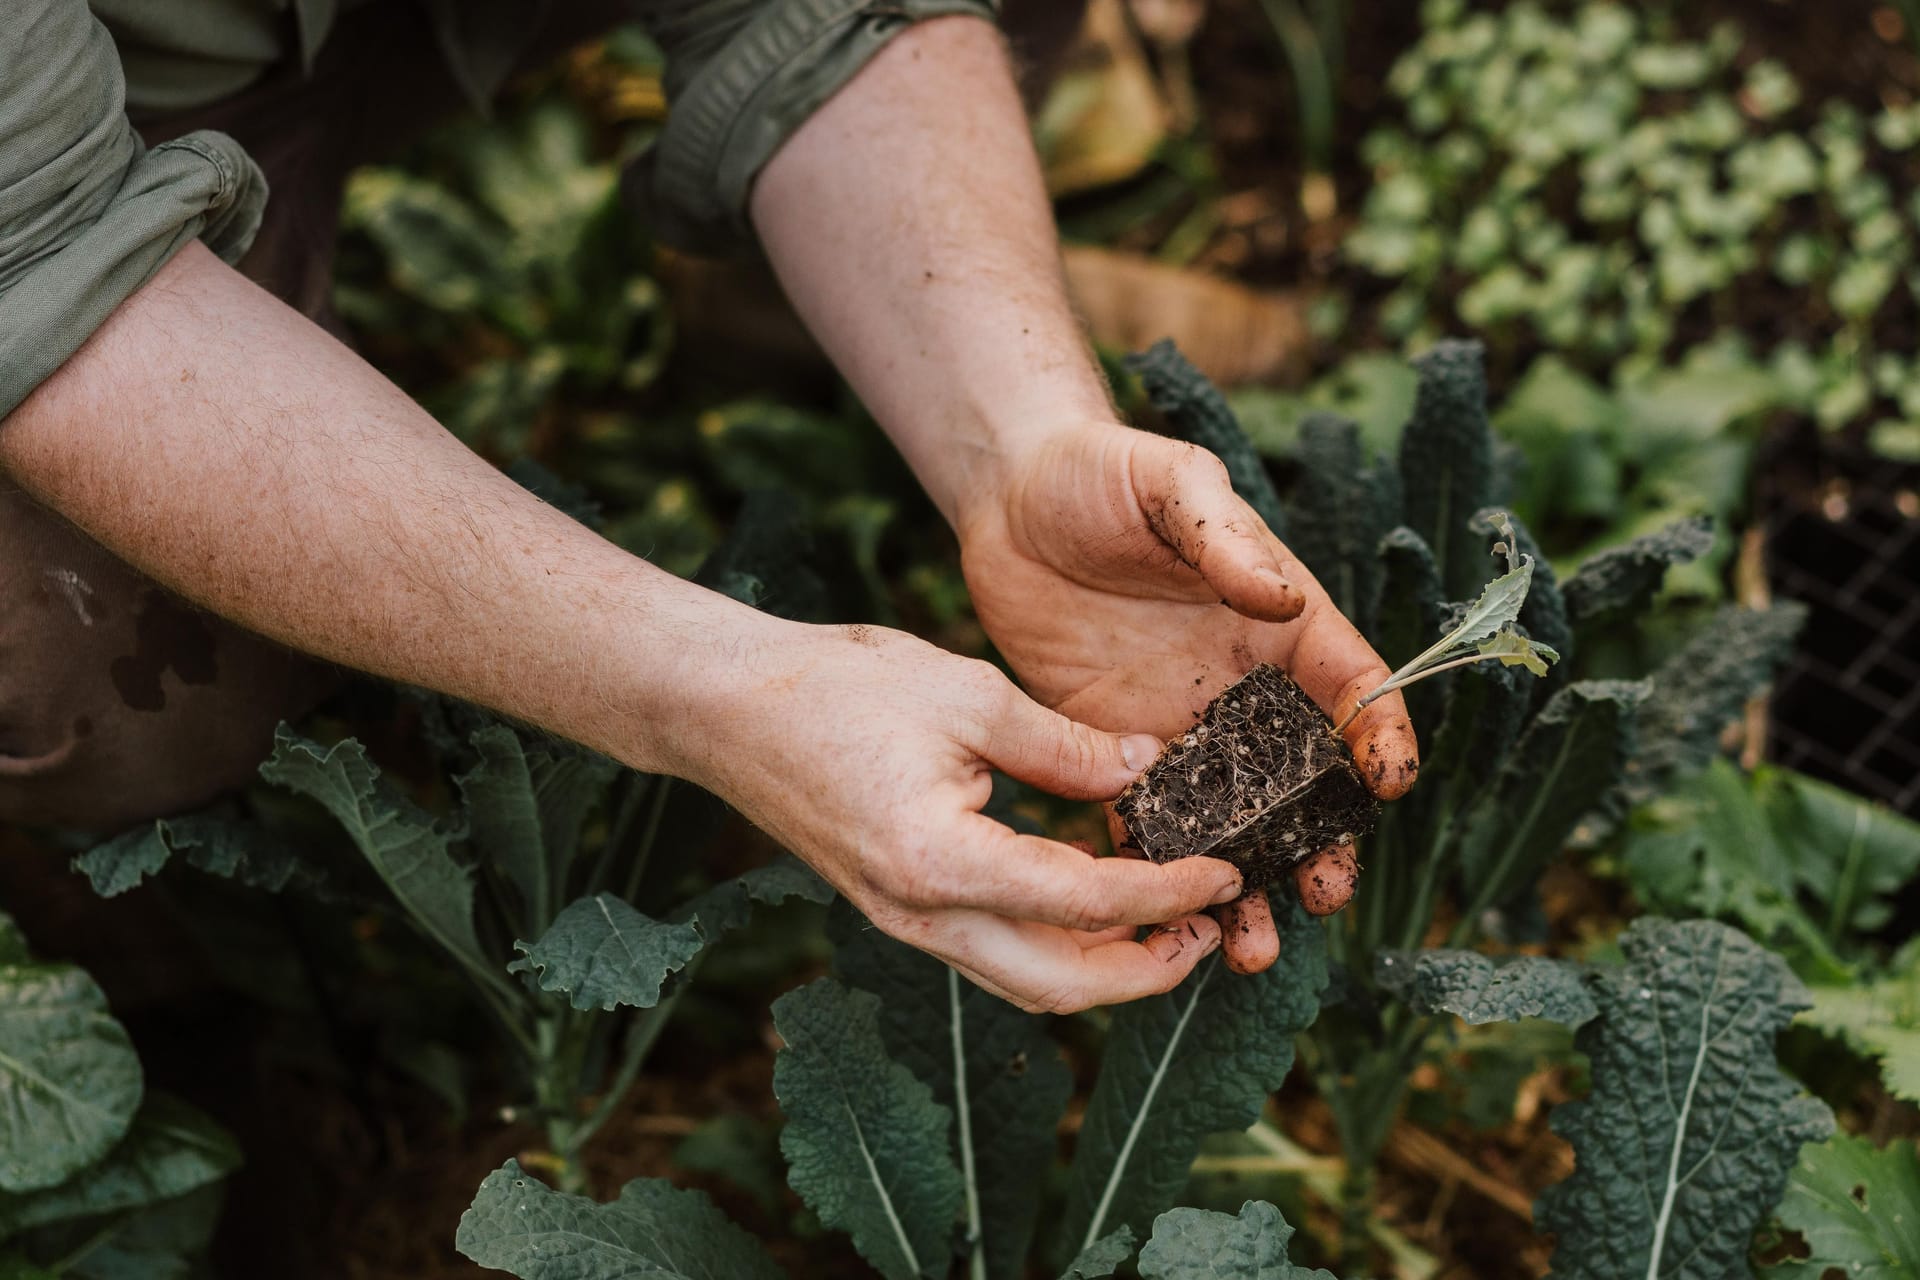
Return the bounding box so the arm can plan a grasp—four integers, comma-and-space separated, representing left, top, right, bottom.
261, 728, 487, 970
72, 811, 322, 899
455, 1159, 783, 1279
1137, 1201, 1339, 1279
831, 903, 1073, 1280
1057, 905, 1327, 1263
1286, 413, 1402, 631
1398, 340, 1497, 598
1766, 1132, 1920, 1277
0, 1093, 239, 1235
1561, 515, 1715, 623
1059, 1228, 1137, 1279
1375, 951, 1596, 1026
1800, 940, 1920, 1103
679, 859, 834, 940
508, 893, 703, 1012
1128, 340, 1288, 535
1536, 919, 1833, 1279
1454, 680, 1648, 907
0, 933, 142, 1193
1622, 604, 1805, 810
772, 978, 963, 1280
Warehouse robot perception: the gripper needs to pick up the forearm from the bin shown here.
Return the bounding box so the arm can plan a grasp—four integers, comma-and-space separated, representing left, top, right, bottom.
0, 241, 772, 778
751, 15, 1111, 527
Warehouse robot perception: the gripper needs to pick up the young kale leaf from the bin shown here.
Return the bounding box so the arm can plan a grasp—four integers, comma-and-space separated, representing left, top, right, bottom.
1373, 951, 1597, 1027
507, 893, 704, 1013
773, 978, 964, 1280
456, 1159, 783, 1279
1536, 919, 1833, 1280
1137, 1201, 1340, 1280
1055, 905, 1327, 1265
1058, 1228, 1138, 1280
832, 902, 1072, 1280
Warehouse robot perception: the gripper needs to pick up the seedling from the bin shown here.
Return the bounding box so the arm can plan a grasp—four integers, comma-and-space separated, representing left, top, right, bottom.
1114, 513, 1557, 883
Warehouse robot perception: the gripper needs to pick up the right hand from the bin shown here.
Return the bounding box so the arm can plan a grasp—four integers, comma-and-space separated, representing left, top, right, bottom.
670, 620, 1244, 1013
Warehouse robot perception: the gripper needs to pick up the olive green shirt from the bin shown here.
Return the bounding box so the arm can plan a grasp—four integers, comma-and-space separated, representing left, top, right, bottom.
0, 0, 996, 421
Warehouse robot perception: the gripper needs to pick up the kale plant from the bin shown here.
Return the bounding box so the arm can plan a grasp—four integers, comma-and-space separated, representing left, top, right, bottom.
1132, 336, 1825, 1271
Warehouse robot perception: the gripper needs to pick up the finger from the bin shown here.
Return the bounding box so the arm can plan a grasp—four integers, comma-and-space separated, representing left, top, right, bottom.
1132, 441, 1307, 624
1271, 593, 1421, 800
1216, 889, 1281, 974
928, 909, 1224, 1013
1295, 845, 1359, 915
935, 818, 1242, 930
978, 683, 1164, 801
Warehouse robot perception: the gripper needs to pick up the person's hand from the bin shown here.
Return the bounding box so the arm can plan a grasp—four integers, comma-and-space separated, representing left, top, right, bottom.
672, 619, 1245, 1012
954, 422, 1421, 973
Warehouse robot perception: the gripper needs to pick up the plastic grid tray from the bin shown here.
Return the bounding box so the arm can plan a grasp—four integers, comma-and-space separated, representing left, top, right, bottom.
1765, 482, 1920, 817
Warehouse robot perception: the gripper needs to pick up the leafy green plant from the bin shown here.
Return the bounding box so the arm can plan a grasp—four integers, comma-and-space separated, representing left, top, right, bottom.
1347, 0, 1920, 458
69, 497, 838, 1195
334, 94, 670, 457
1134, 336, 1818, 1269
1762, 1131, 1920, 1277
0, 914, 240, 1277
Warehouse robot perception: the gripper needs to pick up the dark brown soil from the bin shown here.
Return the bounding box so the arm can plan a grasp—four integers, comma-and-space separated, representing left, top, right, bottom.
1113, 664, 1379, 885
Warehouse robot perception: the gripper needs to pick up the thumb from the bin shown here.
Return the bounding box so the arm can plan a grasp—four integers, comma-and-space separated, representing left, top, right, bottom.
981, 694, 1163, 802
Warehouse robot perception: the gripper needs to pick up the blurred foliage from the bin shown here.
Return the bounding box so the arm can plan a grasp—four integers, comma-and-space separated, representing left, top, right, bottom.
332, 32, 967, 629
1346, 0, 1920, 459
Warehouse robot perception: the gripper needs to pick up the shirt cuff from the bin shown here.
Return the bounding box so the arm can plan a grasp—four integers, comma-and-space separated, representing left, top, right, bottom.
0, 0, 265, 421
634, 0, 999, 254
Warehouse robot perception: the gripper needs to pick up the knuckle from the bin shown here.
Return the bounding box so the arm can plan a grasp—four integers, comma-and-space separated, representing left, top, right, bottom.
1026, 982, 1093, 1016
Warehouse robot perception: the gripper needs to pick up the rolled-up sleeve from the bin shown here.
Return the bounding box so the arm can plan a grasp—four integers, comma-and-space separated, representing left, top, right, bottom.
631, 0, 1000, 253
0, 0, 265, 420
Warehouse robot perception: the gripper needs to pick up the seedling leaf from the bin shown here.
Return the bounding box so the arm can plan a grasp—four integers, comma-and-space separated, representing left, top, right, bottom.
772, 978, 964, 1280
1374, 951, 1596, 1026
1536, 919, 1833, 1279
1137, 1201, 1340, 1279
1056, 905, 1327, 1263
455, 1158, 783, 1279
1339, 511, 1559, 730
1765, 1133, 1920, 1277
508, 893, 704, 1012
0, 917, 143, 1193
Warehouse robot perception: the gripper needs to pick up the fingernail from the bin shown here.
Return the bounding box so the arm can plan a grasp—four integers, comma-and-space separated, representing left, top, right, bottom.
1209, 878, 1244, 906
1257, 565, 1293, 592
1121, 734, 1163, 774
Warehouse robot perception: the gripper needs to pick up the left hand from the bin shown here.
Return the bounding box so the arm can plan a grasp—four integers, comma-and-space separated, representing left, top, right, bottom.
955, 422, 1421, 973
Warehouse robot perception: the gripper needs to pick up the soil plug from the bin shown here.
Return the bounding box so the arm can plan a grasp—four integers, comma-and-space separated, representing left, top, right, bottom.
1116, 512, 1559, 886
